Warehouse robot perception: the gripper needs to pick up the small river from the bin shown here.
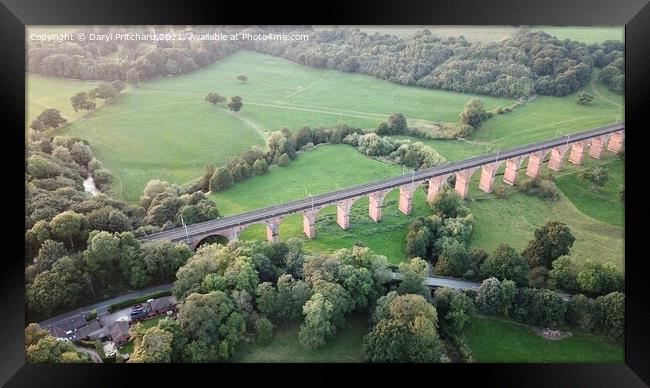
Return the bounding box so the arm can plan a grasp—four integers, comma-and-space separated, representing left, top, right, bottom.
83, 176, 101, 196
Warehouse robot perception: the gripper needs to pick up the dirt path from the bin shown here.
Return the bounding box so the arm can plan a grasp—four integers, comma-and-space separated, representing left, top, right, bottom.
589, 77, 623, 109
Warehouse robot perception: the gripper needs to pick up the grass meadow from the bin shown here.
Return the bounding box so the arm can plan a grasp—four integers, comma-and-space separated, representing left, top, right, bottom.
465, 315, 624, 363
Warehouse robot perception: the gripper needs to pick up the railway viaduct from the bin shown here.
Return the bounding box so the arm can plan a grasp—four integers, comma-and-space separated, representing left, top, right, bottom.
138, 123, 624, 249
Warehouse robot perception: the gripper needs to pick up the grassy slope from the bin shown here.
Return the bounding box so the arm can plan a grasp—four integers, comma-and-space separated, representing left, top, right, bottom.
466, 316, 623, 363
467, 151, 624, 269
237, 314, 367, 362
533, 26, 624, 44
211, 144, 423, 264
44, 50, 509, 200
27, 74, 104, 126
555, 159, 624, 227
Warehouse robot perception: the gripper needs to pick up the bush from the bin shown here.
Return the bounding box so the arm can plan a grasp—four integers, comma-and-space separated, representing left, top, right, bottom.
566, 294, 595, 331
85, 309, 97, 321
576, 260, 623, 296
475, 278, 503, 316
252, 159, 269, 175
594, 292, 624, 342
511, 288, 566, 328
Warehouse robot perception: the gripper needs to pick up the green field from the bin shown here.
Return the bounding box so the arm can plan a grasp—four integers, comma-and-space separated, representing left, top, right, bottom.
466, 316, 623, 362
555, 159, 624, 227
466, 152, 624, 269
27, 74, 104, 127
237, 314, 367, 362
211, 144, 424, 263
43, 50, 510, 200
533, 26, 624, 44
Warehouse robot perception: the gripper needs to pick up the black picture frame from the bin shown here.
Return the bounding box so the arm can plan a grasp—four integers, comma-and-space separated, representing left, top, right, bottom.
1, 0, 648, 385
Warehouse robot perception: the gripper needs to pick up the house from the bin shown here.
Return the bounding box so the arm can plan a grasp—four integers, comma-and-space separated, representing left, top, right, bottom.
48, 314, 90, 339
67, 320, 102, 341
108, 321, 131, 346
147, 296, 175, 315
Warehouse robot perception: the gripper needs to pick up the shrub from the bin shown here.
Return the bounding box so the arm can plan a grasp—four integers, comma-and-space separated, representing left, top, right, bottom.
512, 288, 566, 328
85, 309, 97, 321
565, 294, 595, 331
594, 292, 624, 342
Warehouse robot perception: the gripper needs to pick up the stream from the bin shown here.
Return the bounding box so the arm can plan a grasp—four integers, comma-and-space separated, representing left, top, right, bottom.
83, 175, 101, 196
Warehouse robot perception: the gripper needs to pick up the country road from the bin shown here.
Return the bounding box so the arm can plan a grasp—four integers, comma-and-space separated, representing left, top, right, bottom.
38, 283, 173, 329
38, 273, 573, 330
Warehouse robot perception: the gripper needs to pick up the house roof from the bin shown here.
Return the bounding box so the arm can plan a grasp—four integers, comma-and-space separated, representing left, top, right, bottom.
48, 314, 90, 338
148, 296, 173, 311
109, 321, 131, 338
67, 320, 102, 341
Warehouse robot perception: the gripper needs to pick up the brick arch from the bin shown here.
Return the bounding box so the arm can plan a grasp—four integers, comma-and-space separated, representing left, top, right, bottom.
192, 234, 231, 251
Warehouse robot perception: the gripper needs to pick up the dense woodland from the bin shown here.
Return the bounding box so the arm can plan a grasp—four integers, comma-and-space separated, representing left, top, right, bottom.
27, 26, 624, 97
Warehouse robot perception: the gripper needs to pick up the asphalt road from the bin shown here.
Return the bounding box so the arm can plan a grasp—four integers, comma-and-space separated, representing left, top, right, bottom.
39, 274, 573, 328
38, 283, 173, 329
138, 123, 624, 245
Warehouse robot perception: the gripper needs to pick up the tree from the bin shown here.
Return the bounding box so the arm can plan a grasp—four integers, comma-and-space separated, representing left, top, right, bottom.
387, 113, 407, 134
252, 158, 269, 175
50, 210, 85, 248
228, 96, 243, 112
237, 75, 248, 83
397, 257, 430, 300
36, 108, 67, 130
578, 166, 609, 192
157, 317, 188, 362
575, 91, 594, 105
445, 291, 475, 334
549, 255, 578, 292
459, 98, 489, 127
577, 260, 623, 295
278, 153, 290, 167
512, 287, 566, 327
30, 119, 45, 132
254, 316, 274, 344
70, 142, 93, 166
594, 292, 624, 341
433, 238, 470, 278
566, 294, 595, 331
32, 239, 67, 274
363, 292, 442, 362
299, 293, 336, 349
176, 291, 242, 361
430, 186, 467, 219
141, 240, 192, 284
209, 167, 233, 191
26, 334, 89, 363
205, 92, 225, 104
70, 92, 96, 113
475, 277, 503, 315
27, 255, 89, 316
89, 84, 119, 101
128, 326, 173, 363
522, 222, 575, 269
480, 244, 529, 286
